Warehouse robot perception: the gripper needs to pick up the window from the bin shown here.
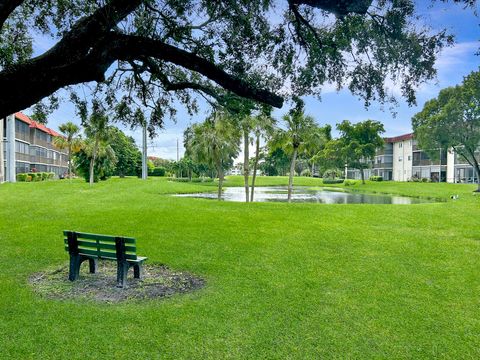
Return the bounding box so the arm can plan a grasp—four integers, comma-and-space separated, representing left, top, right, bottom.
408, 155, 411, 161
399, 143, 403, 148
398, 156, 403, 162
15, 141, 29, 154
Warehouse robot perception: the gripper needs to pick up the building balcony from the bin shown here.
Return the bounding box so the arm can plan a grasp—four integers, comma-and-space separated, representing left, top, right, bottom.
15, 152, 31, 162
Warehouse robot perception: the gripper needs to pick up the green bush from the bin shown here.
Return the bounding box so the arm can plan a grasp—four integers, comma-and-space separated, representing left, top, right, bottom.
47, 172, 55, 179
40, 172, 48, 181
344, 179, 357, 186
421, 177, 430, 183
322, 178, 344, 184
26, 175, 32, 182
149, 167, 166, 176
323, 169, 343, 179
301, 169, 311, 177
16, 173, 28, 182
28, 173, 40, 181
370, 176, 383, 182
167, 177, 214, 183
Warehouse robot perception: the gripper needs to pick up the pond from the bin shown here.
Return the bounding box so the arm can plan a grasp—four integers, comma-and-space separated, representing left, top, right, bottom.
175, 186, 440, 204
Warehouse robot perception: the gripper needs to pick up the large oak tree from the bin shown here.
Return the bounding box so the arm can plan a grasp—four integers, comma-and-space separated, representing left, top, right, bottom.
0, 0, 474, 130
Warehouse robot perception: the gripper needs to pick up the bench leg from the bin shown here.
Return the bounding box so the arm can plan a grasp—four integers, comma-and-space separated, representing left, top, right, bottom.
133, 263, 143, 279
116, 261, 129, 288
68, 254, 81, 281
88, 258, 98, 274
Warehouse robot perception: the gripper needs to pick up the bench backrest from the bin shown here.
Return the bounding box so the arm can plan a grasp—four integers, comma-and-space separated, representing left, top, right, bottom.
64, 231, 138, 261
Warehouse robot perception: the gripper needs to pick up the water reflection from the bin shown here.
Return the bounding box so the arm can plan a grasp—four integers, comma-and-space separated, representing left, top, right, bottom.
174, 186, 438, 204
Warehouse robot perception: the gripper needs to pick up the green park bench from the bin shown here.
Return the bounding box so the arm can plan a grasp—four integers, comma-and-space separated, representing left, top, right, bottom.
63, 230, 147, 287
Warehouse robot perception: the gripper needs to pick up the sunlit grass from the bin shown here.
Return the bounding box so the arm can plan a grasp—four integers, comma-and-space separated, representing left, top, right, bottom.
0, 176, 479, 359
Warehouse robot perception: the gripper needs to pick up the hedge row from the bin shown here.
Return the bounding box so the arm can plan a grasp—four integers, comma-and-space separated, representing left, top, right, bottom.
369, 176, 383, 182
16, 172, 55, 182
148, 167, 166, 176
167, 177, 214, 183
322, 178, 345, 184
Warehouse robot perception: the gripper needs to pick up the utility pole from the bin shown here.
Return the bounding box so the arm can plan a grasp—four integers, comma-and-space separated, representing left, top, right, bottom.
141, 123, 147, 180
176, 138, 179, 162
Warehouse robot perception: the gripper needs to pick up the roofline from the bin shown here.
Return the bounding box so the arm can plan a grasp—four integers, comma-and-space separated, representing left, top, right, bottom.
384, 133, 414, 143
14, 112, 61, 137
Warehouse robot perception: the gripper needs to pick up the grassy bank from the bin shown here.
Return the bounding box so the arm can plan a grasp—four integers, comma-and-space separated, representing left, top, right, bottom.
0, 177, 479, 359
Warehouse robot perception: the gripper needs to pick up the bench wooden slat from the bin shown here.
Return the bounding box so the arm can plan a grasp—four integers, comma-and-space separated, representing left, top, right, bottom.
64, 245, 137, 260
63, 231, 136, 244
63, 238, 136, 252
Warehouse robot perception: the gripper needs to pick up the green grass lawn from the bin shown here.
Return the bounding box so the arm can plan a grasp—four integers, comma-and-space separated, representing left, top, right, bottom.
0, 176, 479, 359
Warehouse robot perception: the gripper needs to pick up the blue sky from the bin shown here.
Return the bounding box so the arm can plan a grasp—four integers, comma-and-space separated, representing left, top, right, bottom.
28, 2, 479, 161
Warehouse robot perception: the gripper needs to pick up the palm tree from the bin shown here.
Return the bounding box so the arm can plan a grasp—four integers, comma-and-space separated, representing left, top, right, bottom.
272, 106, 318, 202
53, 121, 82, 179
239, 115, 254, 202
185, 111, 240, 200
250, 111, 276, 202
83, 108, 112, 186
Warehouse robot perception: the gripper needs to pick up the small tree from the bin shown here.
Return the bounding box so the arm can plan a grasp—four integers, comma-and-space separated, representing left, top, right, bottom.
53, 121, 83, 179
336, 120, 385, 184
109, 127, 142, 177
185, 111, 240, 199
272, 103, 318, 202
83, 105, 113, 186
250, 110, 276, 201
413, 70, 480, 191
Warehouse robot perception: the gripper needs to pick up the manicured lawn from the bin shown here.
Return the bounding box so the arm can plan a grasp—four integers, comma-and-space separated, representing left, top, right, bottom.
0, 176, 479, 359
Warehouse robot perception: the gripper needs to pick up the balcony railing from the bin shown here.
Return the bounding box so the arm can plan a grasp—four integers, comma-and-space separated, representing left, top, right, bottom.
373, 162, 393, 169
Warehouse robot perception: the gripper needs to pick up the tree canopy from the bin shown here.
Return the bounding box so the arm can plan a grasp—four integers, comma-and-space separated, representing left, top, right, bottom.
412, 69, 480, 190
0, 0, 471, 131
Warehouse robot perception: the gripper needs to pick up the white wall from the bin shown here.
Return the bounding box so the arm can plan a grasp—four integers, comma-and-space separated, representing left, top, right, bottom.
392, 139, 413, 181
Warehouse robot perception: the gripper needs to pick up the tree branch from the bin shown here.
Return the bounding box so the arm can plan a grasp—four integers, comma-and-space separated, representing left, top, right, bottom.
0, 0, 23, 30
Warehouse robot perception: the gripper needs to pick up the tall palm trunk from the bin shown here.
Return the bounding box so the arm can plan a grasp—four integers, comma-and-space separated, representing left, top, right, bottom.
250, 135, 260, 202
89, 138, 99, 186
287, 147, 298, 202
311, 162, 315, 177
243, 130, 249, 202
67, 145, 72, 182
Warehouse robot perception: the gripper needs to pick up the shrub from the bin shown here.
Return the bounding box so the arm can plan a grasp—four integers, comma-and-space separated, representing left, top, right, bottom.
344, 179, 357, 186
16, 173, 28, 182
149, 167, 166, 177
322, 178, 344, 184
48, 172, 55, 179
370, 176, 383, 182
421, 177, 430, 182
26, 175, 32, 182
167, 176, 214, 183
300, 169, 311, 177
28, 173, 40, 181
40, 172, 48, 181
323, 168, 343, 179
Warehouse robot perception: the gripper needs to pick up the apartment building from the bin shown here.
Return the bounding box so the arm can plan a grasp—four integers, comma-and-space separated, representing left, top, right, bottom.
348, 132, 476, 183
1, 112, 68, 182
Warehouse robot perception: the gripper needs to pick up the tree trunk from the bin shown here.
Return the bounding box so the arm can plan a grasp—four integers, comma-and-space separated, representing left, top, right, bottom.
360, 168, 365, 184
474, 164, 480, 192
68, 145, 72, 182
250, 135, 260, 202
89, 139, 99, 186
288, 147, 298, 203
243, 129, 249, 202
217, 162, 224, 200
311, 162, 315, 177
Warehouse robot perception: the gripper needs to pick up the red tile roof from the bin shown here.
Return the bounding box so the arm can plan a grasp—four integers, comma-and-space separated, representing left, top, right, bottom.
15, 112, 61, 137
384, 133, 414, 143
